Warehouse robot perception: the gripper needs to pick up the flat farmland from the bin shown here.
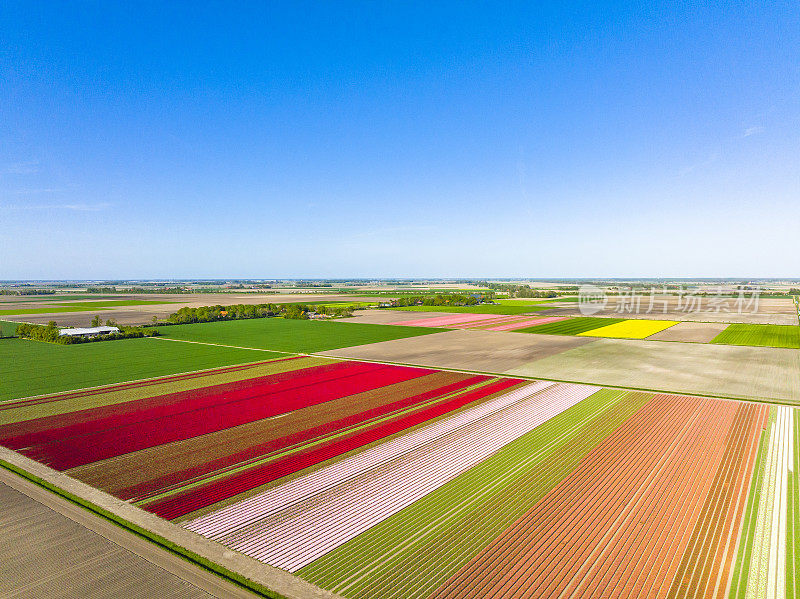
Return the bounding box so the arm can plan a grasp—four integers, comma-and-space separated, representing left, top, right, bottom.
318, 329, 597, 373
0, 320, 18, 336
0, 480, 217, 599
340, 311, 448, 325
392, 305, 551, 315
576, 318, 678, 339
0, 299, 175, 316
711, 323, 800, 349
0, 358, 526, 521
647, 320, 730, 343
517, 317, 625, 335
507, 338, 800, 404
2, 348, 798, 599
0, 337, 275, 402
157, 318, 443, 353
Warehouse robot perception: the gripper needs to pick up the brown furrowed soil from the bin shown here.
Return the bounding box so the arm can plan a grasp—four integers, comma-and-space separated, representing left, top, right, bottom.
647, 321, 731, 343
319, 329, 597, 373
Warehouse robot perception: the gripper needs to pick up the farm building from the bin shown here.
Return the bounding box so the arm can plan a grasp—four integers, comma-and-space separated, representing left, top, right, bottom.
58, 326, 120, 338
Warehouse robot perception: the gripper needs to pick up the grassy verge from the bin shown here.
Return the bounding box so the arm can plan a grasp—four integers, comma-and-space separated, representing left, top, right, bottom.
0, 459, 286, 599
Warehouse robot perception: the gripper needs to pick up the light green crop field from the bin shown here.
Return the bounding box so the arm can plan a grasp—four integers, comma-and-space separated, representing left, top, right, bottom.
517, 317, 625, 335
0, 337, 276, 401
0, 299, 174, 316
157, 317, 443, 353
392, 304, 552, 315
711, 323, 800, 349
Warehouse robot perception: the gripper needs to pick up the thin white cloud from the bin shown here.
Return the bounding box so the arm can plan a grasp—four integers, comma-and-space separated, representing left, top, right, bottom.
743, 126, 765, 137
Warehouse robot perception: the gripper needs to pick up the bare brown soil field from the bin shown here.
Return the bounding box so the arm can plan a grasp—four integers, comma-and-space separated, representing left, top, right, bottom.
507, 338, 800, 403
0, 293, 387, 326
647, 321, 731, 343
0, 480, 220, 598
430, 394, 746, 599
318, 329, 597, 373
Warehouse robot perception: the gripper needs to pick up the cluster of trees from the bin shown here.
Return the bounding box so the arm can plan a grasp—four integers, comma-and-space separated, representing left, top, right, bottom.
315, 304, 354, 318
387, 293, 485, 308
0, 289, 57, 295
15, 321, 158, 344
165, 301, 362, 325
167, 303, 281, 324
477, 282, 558, 298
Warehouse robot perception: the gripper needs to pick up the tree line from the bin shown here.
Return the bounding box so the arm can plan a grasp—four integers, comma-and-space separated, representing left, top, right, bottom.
164, 302, 355, 325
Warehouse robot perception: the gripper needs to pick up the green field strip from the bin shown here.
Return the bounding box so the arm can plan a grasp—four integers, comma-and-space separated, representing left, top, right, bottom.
157, 318, 444, 353
788, 409, 799, 599
0, 337, 281, 402
711, 324, 800, 349
728, 410, 771, 598
134, 377, 506, 507
298, 388, 652, 599
391, 305, 552, 315
0, 356, 327, 426
516, 316, 625, 335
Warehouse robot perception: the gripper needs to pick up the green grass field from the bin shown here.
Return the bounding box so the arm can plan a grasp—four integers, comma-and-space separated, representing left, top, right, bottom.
517, 317, 625, 335
0, 320, 19, 337
0, 337, 277, 402
0, 299, 173, 316
711, 323, 800, 349
157, 317, 442, 353
392, 304, 552, 315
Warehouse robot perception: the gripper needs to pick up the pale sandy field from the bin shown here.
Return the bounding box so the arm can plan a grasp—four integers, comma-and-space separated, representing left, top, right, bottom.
318, 329, 596, 373
506, 338, 800, 403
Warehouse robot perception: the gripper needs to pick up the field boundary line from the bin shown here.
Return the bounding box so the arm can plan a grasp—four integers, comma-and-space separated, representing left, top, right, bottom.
152, 336, 299, 354
0, 447, 345, 599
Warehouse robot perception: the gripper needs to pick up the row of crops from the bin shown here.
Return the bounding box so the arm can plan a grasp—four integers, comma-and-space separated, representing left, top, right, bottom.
2, 357, 799, 598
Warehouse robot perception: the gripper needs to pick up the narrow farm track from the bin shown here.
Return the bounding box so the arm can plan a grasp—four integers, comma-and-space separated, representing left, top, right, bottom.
430, 394, 750, 599
202, 383, 598, 571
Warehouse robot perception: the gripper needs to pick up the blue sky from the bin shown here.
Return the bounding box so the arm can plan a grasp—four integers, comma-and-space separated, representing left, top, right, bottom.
1, 2, 798, 279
